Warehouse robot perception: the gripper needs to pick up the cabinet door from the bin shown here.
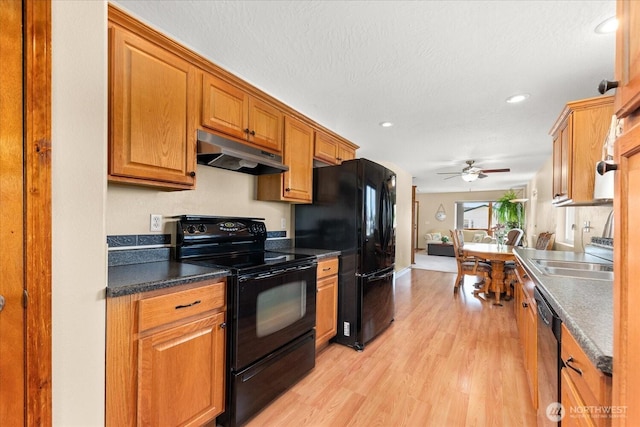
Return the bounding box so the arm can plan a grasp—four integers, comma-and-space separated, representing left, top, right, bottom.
552, 120, 570, 203
110, 27, 196, 189
201, 73, 248, 140
561, 369, 595, 427
316, 274, 338, 350
615, 0, 640, 118
337, 142, 356, 163
283, 116, 313, 202
613, 115, 640, 427
525, 298, 538, 409
137, 312, 226, 426
248, 97, 283, 153
314, 131, 339, 164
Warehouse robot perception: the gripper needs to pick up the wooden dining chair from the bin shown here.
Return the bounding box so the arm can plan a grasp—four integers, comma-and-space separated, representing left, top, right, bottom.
450, 230, 492, 294
504, 232, 555, 298
505, 228, 524, 246
535, 232, 555, 250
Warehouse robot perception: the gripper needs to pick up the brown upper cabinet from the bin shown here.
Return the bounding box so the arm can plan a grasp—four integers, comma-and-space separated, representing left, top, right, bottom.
201, 73, 283, 154
257, 116, 314, 203
614, 0, 640, 119
549, 96, 614, 205
109, 23, 198, 190
107, 4, 357, 194
314, 131, 357, 166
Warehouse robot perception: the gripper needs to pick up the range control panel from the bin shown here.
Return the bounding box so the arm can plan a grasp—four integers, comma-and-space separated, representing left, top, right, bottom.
177, 216, 267, 245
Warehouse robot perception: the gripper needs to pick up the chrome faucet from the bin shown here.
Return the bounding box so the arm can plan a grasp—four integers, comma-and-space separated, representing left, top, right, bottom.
602, 209, 614, 239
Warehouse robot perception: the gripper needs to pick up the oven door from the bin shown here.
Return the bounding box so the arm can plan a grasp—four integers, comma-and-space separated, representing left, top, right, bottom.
233, 262, 317, 370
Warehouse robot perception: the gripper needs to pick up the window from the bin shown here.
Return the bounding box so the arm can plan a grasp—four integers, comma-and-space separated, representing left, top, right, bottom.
557, 207, 575, 245
455, 201, 494, 231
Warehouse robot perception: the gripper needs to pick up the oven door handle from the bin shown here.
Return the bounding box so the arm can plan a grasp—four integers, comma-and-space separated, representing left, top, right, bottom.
239, 263, 316, 281
285, 263, 317, 273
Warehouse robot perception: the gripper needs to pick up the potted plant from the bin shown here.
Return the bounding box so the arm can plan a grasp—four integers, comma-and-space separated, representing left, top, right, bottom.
441, 235, 450, 244
493, 189, 524, 229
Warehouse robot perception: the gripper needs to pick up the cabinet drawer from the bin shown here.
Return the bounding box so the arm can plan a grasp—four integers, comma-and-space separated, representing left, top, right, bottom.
560, 324, 611, 411
139, 280, 225, 332
317, 257, 339, 279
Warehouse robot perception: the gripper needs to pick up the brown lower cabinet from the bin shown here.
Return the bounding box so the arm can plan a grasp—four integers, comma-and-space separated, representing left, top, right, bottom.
560, 324, 612, 427
106, 279, 227, 426
514, 262, 538, 409
315, 257, 339, 351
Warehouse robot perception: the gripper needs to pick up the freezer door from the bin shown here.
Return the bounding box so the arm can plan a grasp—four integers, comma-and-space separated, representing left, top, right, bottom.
360, 268, 395, 345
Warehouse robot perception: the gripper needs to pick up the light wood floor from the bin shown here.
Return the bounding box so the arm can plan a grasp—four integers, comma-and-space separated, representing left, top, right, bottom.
245, 268, 537, 427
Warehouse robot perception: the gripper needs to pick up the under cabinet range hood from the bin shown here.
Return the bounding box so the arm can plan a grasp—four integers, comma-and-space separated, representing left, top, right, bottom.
196, 129, 288, 175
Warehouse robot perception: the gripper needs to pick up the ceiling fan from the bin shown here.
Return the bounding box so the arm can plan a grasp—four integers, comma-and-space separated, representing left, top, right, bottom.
437, 160, 511, 182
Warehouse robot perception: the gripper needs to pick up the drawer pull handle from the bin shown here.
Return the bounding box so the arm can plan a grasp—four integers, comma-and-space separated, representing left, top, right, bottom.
175, 300, 201, 310
322, 267, 332, 271
564, 356, 583, 376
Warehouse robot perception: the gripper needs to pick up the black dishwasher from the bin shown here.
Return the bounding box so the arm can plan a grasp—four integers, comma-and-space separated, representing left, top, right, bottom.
534, 287, 562, 426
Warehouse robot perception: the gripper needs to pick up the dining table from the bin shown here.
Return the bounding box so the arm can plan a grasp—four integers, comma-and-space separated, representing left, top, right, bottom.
462, 242, 516, 305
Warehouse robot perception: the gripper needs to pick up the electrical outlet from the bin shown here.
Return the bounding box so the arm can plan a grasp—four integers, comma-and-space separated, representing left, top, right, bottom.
281, 217, 286, 229
150, 214, 162, 232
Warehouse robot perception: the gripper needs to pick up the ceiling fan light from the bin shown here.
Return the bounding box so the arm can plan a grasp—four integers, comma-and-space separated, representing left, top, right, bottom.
461, 173, 478, 182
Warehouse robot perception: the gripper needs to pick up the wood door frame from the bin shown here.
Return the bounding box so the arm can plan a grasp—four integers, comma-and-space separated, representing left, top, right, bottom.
24, 0, 53, 424
411, 186, 417, 263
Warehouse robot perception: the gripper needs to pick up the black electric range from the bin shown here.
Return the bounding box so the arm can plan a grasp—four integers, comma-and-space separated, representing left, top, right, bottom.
175, 215, 318, 427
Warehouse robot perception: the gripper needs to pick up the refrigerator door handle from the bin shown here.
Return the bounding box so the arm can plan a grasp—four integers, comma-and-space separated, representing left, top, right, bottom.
379, 182, 391, 252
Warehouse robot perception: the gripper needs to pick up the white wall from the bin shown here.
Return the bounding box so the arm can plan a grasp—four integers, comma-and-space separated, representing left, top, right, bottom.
52, 1, 107, 425
107, 167, 291, 237
526, 155, 613, 251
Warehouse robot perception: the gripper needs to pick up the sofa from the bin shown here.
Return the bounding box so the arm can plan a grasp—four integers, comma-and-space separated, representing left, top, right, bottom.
424, 229, 493, 246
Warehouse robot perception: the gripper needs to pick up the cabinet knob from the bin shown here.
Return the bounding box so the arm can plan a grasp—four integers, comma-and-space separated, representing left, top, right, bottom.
250, 130, 256, 136
598, 79, 619, 94
188, 171, 196, 177
244, 128, 250, 134
220, 322, 226, 329
596, 161, 618, 175
522, 302, 528, 308
285, 187, 291, 192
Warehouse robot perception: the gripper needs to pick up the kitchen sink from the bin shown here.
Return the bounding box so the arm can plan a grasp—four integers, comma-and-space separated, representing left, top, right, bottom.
533, 259, 613, 271
532, 259, 614, 281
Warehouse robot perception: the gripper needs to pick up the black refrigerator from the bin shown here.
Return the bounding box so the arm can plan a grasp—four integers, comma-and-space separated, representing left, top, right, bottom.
295, 158, 396, 350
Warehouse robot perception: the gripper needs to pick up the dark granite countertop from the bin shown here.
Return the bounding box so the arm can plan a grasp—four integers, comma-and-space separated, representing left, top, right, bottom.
106, 247, 339, 298
513, 248, 613, 374
107, 261, 229, 297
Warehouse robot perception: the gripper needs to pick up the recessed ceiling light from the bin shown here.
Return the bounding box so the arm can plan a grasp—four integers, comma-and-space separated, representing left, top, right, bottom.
506, 93, 530, 104
379, 121, 394, 128
595, 16, 618, 34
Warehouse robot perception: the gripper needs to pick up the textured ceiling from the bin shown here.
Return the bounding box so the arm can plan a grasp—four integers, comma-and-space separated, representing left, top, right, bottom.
112, 0, 616, 193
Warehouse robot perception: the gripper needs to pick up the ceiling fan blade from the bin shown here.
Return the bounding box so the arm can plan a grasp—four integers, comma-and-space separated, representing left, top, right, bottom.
478, 173, 488, 179
481, 168, 511, 173
436, 172, 462, 175
443, 175, 460, 180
